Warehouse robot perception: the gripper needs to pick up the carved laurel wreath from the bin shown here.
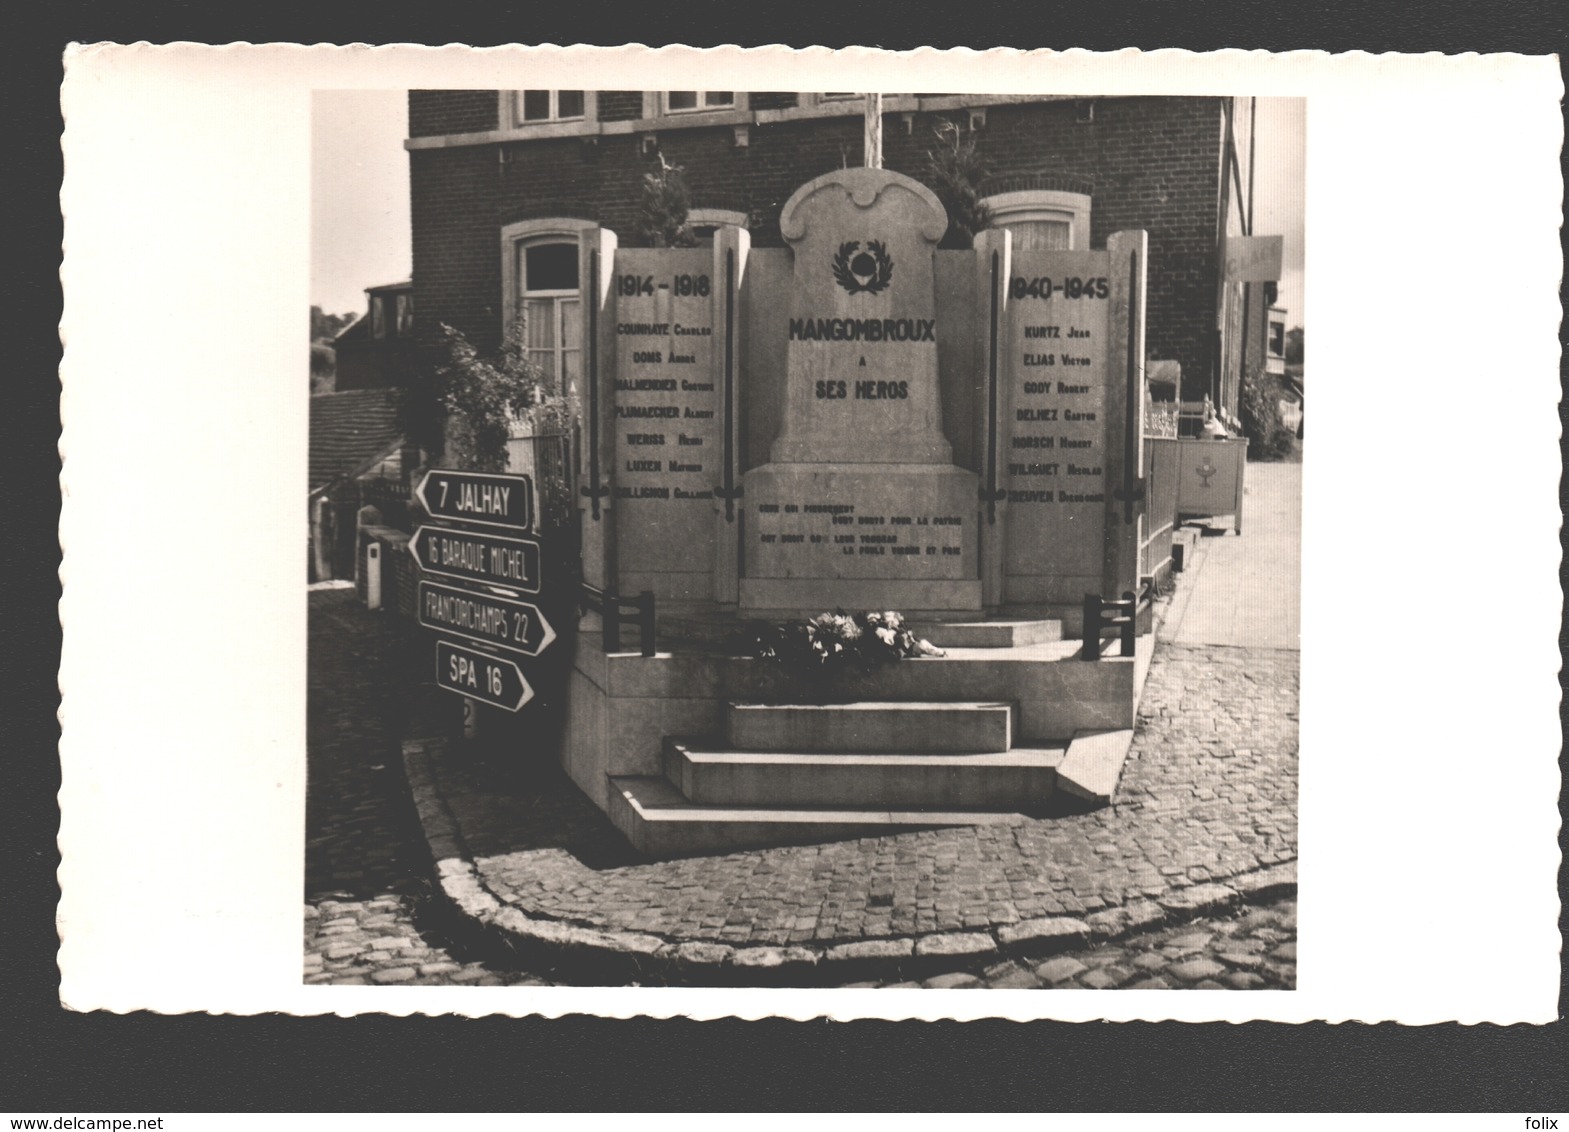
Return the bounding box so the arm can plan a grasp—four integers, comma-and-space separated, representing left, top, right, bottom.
831, 239, 894, 295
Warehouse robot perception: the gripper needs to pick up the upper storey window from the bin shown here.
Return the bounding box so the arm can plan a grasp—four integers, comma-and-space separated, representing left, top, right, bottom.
507, 90, 589, 126
664, 91, 735, 114
370, 291, 413, 340
801, 93, 909, 109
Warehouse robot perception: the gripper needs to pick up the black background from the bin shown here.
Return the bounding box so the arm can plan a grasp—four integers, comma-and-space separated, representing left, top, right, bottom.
8, 0, 1566, 1113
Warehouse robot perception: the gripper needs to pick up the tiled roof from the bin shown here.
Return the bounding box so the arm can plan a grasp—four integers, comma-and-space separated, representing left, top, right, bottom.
309, 388, 404, 494
333, 313, 368, 343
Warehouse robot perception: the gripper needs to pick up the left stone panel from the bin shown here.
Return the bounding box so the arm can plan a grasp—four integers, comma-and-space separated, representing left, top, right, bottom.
610, 248, 723, 604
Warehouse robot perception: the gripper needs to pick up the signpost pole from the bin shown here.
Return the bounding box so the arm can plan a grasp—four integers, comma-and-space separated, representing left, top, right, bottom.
863, 93, 882, 169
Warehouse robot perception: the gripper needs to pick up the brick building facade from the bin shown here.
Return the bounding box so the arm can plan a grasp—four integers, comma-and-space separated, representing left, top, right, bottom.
405, 90, 1267, 415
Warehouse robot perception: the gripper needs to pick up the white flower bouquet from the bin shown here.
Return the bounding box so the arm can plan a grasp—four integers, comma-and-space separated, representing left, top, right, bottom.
742, 608, 945, 701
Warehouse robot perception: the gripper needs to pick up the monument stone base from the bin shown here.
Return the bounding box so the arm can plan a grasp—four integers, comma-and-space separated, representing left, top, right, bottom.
739, 461, 982, 619
557, 625, 1154, 857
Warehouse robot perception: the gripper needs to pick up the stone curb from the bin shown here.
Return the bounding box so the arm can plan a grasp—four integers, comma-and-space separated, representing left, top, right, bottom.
1153, 527, 1213, 642
402, 736, 1297, 987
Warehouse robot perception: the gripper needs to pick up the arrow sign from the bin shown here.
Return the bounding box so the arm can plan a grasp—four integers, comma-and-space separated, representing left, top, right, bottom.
434, 640, 533, 712
417, 580, 557, 657
415, 469, 534, 532
410, 525, 542, 594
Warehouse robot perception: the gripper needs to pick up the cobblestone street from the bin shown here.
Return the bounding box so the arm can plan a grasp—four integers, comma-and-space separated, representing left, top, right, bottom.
307, 581, 1297, 989
304, 892, 553, 986
431, 642, 1296, 950
304, 587, 548, 986
861, 898, 1296, 990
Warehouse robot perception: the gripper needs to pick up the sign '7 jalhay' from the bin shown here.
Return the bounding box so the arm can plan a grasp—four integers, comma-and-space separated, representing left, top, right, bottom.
415, 469, 534, 532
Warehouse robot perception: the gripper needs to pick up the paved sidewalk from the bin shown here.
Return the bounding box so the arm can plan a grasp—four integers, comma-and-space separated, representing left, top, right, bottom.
305, 589, 553, 986
1165, 461, 1301, 649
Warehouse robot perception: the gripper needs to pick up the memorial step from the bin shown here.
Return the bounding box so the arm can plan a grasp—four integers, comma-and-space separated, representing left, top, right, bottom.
911, 619, 1064, 649
726, 701, 1018, 754
656, 611, 744, 647
664, 738, 1064, 809
1055, 728, 1138, 805
607, 774, 1031, 858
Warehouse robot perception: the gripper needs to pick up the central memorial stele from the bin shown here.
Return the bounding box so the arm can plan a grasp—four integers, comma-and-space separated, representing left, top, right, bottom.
739, 168, 982, 618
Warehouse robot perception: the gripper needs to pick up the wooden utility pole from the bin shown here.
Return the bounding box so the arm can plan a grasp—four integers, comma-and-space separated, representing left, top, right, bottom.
1240, 100, 1258, 404
863, 93, 883, 168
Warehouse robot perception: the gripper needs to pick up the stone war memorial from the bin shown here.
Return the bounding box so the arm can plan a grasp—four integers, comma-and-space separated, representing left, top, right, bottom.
569, 166, 1154, 856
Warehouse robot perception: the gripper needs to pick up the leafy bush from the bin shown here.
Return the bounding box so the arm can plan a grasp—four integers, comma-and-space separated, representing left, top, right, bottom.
1238, 367, 1295, 460
309, 342, 336, 394
434, 322, 575, 473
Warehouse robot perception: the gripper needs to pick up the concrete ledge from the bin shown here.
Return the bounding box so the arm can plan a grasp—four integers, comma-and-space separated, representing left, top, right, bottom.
912, 619, 1064, 649
1083, 899, 1171, 940
727, 700, 1017, 753
1229, 862, 1298, 903
565, 635, 1141, 797
609, 773, 1030, 857
727, 945, 822, 986
1157, 882, 1242, 916
818, 938, 917, 983
739, 578, 984, 619
1056, 728, 1136, 805
912, 932, 998, 962
996, 916, 1093, 955
666, 739, 1063, 809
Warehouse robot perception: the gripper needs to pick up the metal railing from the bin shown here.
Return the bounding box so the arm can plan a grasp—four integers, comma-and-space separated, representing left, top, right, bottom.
1082, 575, 1157, 660
358, 475, 415, 532
508, 430, 577, 531
580, 583, 656, 657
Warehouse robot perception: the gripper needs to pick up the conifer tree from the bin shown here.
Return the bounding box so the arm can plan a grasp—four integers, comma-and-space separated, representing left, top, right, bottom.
926, 120, 993, 249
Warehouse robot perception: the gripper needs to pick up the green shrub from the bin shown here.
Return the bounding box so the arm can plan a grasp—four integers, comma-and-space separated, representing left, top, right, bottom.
636, 154, 696, 248
927, 121, 993, 249
1238, 367, 1295, 460
433, 322, 573, 473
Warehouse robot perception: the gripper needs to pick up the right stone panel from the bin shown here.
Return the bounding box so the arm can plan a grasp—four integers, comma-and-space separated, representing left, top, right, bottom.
1001, 249, 1113, 605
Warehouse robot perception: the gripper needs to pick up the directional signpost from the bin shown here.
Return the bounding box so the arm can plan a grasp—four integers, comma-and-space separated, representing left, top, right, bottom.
435, 640, 533, 712
418, 579, 557, 657
412, 468, 553, 715
415, 469, 534, 532
410, 525, 542, 594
